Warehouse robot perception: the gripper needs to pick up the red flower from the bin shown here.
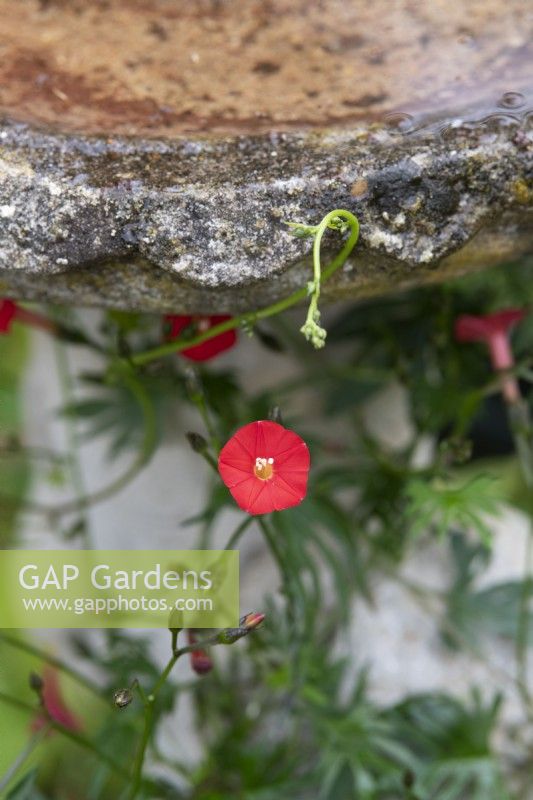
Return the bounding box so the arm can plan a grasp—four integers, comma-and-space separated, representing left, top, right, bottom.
187, 631, 213, 675
0, 299, 17, 334
32, 666, 82, 733
455, 308, 526, 403
0, 299, 56, 335
165, 315, 237, 361
218, 420, 310, 515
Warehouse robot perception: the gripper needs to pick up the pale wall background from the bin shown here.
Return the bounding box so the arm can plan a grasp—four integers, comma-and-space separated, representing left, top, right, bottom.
17, 321, 530, 776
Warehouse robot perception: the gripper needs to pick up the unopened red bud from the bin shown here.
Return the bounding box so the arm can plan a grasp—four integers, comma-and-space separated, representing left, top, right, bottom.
190, 651, 213, 675
241, 612, 265, 630
188, 631, 213, 676
218, 613, 266, 645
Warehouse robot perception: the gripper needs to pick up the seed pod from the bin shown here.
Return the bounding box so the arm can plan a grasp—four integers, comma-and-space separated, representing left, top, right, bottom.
113, 688, 133, 708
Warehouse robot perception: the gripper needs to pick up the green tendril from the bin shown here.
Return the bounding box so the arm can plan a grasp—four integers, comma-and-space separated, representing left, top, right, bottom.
129, 209, 359, 366
286, 210, 359, 349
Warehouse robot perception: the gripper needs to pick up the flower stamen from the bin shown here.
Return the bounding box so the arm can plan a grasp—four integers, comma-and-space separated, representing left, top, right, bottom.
254, 456, 274, 480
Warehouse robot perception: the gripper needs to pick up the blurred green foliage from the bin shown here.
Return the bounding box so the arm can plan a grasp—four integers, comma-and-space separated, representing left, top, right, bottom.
0, 325, 29, 544
2, 257, 533, 798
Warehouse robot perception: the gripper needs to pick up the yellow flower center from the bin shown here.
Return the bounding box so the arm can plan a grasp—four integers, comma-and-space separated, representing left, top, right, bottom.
254, 456, 274, 481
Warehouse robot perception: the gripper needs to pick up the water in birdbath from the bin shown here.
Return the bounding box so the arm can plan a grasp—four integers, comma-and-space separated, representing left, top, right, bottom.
0, 0, 530, 137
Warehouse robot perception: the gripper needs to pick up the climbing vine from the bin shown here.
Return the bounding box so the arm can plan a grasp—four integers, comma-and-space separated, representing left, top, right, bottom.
0, 218, 532, 799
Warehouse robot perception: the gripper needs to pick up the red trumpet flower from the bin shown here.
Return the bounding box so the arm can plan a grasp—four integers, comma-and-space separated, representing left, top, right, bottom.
32, 666, 82, 733
164, 315, 237, 361
218, 420, 310, 515
0, 299, 17, 334
0, 298, 56, 336
455, 308, 526, 403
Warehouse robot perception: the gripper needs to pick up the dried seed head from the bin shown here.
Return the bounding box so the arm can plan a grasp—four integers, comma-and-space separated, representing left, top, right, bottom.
113, 688, 133, 709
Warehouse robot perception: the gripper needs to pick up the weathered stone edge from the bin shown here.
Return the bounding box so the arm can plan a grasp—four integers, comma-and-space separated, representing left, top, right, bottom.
0, 117, 531, 312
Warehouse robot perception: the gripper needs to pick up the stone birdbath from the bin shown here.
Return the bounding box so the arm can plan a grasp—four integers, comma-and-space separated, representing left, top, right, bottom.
0, 0, 531, 313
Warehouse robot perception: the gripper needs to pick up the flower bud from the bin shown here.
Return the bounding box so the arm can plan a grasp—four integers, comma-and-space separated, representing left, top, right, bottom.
217, 612, 266, 644
241, 612, 265, 631
168, 622, 182, 635
187, 631, 213, 675
268, 406, 283, 424
186, 431, 208, 454
216, 628, 241, 645
403, 770, 415, 789
29, 671, 44, 697
455, 309, 526, 405
113, 688, 133, 708
184, 366, 203, 400
190, 650, 213, 675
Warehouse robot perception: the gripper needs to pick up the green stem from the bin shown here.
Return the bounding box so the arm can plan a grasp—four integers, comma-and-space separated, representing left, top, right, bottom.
128, 701, 155, 800
128, 616, 264, 796
257, 517, 308, 683
0, 632, 104, 701
173, 631, 236, 657
257, 517, 304, 625
198, 449, 218, 473
0, 445, 65, 464
128, 648, 182, 799
53, 338, 92, 546
257, 517, 286, 579
151, 654, 179, 697
516, 524, 533, 716
225, 517, 254, 550
0, 724, 51, 793
195, 394, 220, 451
509, 400, 533, 486
129, 210, 359, 367
509, 400, 533, 715
300, 210, 357, 348
0, 691, 129, 780
151, 743, 191, 780
186, 368, 221, 452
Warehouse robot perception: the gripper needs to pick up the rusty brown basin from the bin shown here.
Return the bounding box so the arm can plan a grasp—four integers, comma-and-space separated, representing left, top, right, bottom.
1, 0, 532, 135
